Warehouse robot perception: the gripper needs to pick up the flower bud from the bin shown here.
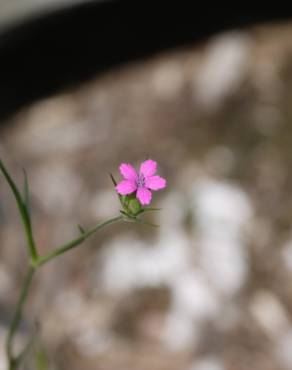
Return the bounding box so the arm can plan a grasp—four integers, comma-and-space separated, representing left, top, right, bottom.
127, 197, 142, 216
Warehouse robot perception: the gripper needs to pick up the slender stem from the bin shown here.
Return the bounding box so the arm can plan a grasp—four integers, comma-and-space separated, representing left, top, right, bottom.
6, 266, 35, 370
0, 161, 131, 370
35, 215, 123, 267
5, 215, 124, 370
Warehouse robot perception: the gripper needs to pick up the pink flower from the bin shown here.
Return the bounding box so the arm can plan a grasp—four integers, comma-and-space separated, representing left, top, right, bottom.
116, 159, 166, 205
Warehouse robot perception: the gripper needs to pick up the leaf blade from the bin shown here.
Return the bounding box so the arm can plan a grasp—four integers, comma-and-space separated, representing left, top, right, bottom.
0, 160, 38, 259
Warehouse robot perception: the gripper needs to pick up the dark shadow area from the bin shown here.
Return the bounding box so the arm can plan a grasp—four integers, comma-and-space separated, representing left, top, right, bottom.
0, 0, 290, 120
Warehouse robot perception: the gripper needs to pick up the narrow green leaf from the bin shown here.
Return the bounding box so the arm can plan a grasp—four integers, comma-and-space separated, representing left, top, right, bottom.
133, 217, 159, 227
109, 173, 117, 186
0, 160, 25, 213
77, 224, 85, 234
140, 208, 161, 214
0, 160, 38, 259
23, 169, 30, 215
130, 207, 161, 217
0, 160, 30, 230
110, 173, 124, 208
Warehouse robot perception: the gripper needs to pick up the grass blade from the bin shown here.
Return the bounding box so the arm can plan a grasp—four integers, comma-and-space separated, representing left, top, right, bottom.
0, 160, 38, 260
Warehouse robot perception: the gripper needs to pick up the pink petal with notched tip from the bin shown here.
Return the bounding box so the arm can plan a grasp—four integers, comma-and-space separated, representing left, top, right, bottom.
145, 175, 166, 190
116, 180, 137, 195
137, 187, 152, 205
119, 163, 138, 180
139, 159, 157, 177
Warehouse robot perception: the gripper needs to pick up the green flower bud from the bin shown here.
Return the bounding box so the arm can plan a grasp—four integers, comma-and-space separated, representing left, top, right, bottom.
128, 197, 142, 216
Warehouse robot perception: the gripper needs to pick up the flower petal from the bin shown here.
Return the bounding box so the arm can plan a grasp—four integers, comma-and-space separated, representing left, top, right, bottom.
116, 180, 137, 195
145, 175, 166, 191
140, 159, 157, 177
137, 187, 152, 205
119, 163, 138, 180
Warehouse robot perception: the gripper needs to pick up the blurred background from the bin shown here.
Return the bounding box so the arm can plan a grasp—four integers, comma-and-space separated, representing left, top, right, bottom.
1, 1, 292, 370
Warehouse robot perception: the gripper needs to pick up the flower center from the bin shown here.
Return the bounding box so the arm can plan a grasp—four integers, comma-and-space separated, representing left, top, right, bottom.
136, 174, 145, 188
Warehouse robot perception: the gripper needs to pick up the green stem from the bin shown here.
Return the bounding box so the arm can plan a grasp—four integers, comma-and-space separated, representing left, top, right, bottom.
6, 215, 123, 370
6, 266, 35, 370
35, 215, 123, 267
